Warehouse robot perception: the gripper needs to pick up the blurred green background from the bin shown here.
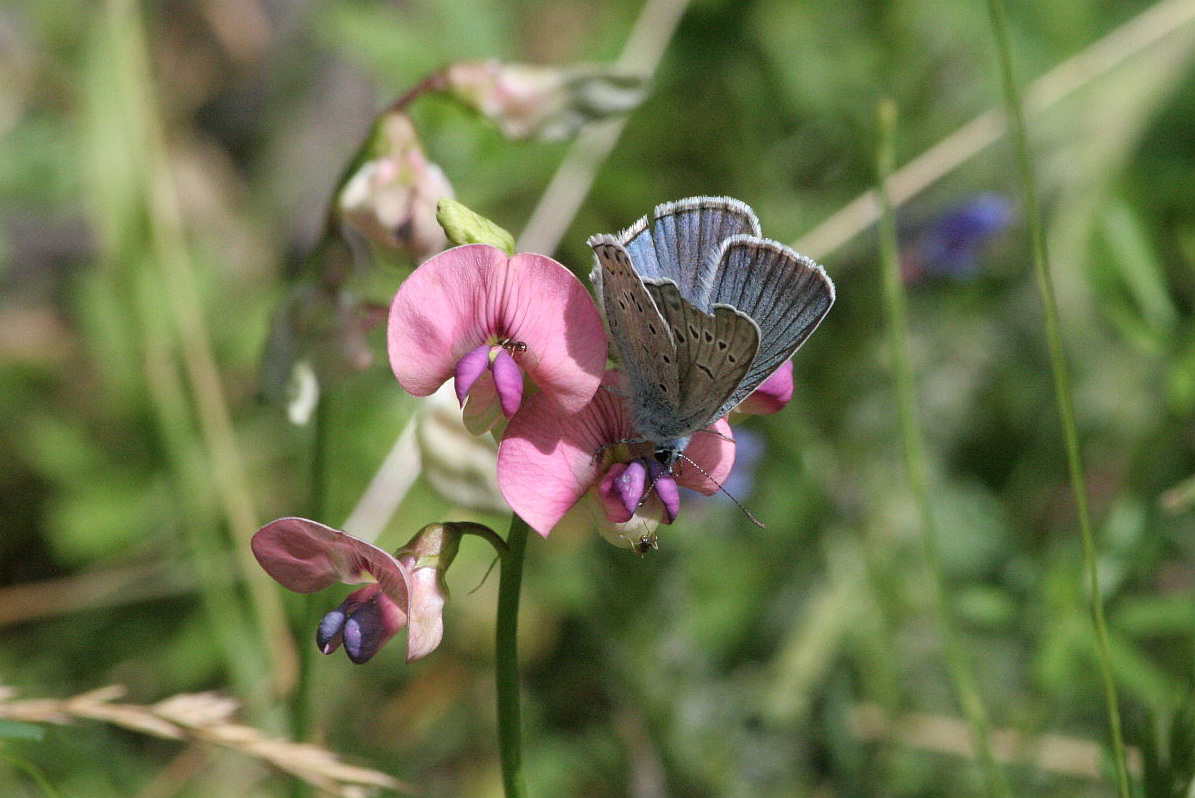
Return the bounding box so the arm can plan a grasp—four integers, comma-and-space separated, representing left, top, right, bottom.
3, 0, 1195, 795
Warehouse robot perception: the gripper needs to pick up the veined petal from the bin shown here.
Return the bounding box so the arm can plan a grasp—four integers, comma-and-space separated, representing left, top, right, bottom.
389, 245, 505, 396
498, 371, 632, 536
495, 252, 606, 412
250, 517, 412, 611
388, 244, 605, 412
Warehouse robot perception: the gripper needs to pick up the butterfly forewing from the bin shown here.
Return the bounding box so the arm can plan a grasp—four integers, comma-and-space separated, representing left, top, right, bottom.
622, 197, 761, 310
708, 236, 834, 414
589, 236, 680, 430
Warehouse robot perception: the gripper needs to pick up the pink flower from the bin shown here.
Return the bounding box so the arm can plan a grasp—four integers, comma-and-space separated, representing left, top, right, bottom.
733, 360, 793, 416
388, 243, 607, 433
251, 517, 472, 664
497, 371, 736, 545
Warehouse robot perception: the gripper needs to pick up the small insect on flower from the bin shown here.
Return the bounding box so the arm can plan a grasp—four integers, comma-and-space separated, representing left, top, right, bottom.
634, 532, 659, 555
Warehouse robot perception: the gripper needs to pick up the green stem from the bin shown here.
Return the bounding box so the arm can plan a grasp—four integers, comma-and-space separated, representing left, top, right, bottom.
875, 101, 1010, 798
496, 514, 531, 798
985, 3, 1132, 796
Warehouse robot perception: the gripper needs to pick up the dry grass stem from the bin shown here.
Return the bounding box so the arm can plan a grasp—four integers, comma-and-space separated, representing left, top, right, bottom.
0, 686, 412, 797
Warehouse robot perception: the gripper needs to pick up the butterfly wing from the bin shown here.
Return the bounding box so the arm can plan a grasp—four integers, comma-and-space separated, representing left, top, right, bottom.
707, 235, 834, 416
621, 197, 761, 309
643, 280, 759, 436
588, 235, 680, 439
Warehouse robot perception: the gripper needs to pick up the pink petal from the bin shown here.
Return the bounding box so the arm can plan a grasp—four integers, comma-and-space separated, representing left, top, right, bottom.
404, 562, 447, 662
388, 244, 605, 412
735, 360, 793, 416
454, 344, 491, 406
490, 347, 524, 418
596, 462, 637, 523
647, 461, 680, 523
250, 517, 412, 610
672, 419, 736, 495
498, 371, 632, 536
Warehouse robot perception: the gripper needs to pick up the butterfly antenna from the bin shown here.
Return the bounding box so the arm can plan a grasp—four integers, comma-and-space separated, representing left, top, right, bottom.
676, 453, 765, 528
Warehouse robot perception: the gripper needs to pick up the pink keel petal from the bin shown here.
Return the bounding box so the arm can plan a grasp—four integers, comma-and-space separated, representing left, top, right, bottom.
647, 461, 680, 523
613, 460, 648, 520
454, 344, 491, 407
596, 462, 634, 524
490, 348, 524, 418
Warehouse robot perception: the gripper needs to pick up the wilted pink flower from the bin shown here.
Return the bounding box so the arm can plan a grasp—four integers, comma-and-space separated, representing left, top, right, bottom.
443, 60, 646, 141
733, 360, 793, 417
338, 111, 453, 261
497, 371, 735, 545
388, 243, 607, 434
251, 518, 477, 663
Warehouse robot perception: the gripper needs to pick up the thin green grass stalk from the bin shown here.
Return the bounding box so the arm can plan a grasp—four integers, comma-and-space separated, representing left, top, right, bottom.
985, 3, 1132, 795
496, 514, 531, 798
875, 101, 1011, 798
289, 395, 329, 798
105, 0, 296, 695
82, 3, 265, 704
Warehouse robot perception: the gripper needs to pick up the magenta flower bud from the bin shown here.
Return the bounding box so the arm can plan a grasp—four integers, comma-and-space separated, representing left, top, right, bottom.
490, 347, 524, 419
646, 461, 680, 524
454, 344, 492, 406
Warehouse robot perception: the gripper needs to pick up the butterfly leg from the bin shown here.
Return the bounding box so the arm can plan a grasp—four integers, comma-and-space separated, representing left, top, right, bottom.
590, 437, 648, 465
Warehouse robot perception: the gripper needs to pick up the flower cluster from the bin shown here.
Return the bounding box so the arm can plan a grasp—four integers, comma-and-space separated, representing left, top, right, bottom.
256, 200, 806, 664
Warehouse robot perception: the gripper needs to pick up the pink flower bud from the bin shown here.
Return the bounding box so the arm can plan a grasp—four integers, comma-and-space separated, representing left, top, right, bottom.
338, 112, 453, 260
443, 60, 646, 141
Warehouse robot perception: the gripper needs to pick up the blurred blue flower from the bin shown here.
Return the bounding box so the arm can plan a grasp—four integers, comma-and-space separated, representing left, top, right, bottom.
902, 192, 1015, 281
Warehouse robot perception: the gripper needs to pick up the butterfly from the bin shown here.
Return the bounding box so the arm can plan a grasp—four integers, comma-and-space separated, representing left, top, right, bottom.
587, 196, 834, 471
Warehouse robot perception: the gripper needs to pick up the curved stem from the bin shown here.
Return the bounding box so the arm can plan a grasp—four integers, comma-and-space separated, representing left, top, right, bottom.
496, 514, 531, 798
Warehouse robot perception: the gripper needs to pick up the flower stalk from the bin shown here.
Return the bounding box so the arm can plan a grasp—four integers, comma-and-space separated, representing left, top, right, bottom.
985, 2, 1132, 794
496, 514, 531, 798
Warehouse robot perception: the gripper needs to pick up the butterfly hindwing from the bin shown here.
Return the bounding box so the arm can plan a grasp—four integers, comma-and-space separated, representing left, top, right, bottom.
643, 280, 759, 435
708, 235, 834, 414
588, 235, 680, 432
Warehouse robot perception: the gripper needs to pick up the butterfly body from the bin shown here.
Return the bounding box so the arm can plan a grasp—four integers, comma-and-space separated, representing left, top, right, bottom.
589, 197, 834, 469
